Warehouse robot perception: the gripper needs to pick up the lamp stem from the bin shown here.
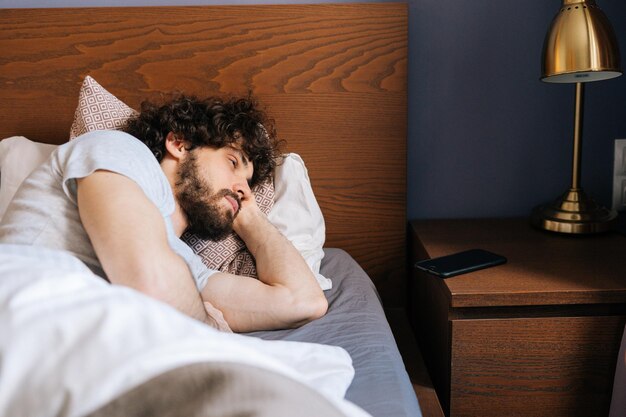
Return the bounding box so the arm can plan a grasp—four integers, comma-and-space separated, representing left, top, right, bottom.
571, 82, 584, 190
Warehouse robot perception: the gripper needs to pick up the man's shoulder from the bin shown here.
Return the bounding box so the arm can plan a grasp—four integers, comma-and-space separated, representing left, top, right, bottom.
55, 130, 160, 174
52, 130, 174, 215
62, 130, 152, 156
54, 130, 169, 202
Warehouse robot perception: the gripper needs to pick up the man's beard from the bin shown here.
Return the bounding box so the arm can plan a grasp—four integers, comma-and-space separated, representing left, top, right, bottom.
175, 152, 241, 241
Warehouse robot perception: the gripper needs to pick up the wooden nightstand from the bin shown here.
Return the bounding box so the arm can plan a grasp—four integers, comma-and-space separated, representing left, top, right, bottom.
409, 218, 626, 417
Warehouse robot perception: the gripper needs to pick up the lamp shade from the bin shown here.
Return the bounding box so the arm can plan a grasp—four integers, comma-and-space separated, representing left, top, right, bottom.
542, 0, 622, 83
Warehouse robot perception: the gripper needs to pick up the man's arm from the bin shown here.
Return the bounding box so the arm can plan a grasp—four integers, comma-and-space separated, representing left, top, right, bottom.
201, 201, 328, 333
76, 170, 213, 325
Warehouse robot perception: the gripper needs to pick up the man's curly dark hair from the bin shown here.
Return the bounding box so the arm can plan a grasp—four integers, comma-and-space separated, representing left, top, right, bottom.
123, 94, 282, 186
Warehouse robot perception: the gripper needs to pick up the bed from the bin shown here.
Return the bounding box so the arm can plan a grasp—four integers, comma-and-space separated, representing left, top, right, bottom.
0, 4, 417, 417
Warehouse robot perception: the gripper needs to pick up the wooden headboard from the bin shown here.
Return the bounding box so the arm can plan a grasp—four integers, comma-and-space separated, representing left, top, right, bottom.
0, 4, 407, 306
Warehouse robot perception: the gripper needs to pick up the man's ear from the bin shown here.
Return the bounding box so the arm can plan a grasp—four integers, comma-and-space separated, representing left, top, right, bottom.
164, 132, 187, 161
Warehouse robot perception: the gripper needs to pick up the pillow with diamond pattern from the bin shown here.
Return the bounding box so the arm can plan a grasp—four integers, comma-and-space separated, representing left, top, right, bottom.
69, 76, 138, 139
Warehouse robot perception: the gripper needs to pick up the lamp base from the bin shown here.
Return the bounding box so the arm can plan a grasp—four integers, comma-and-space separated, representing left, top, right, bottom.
531, 188, 617, 234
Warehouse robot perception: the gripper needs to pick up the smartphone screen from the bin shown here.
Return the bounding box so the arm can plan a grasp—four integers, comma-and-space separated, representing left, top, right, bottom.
414, 249, 506, 278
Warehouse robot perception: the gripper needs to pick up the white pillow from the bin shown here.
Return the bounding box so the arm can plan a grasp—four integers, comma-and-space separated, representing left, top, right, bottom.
0, 137, 330, 289
0, 137, 57, 220
270, 154, 331, 290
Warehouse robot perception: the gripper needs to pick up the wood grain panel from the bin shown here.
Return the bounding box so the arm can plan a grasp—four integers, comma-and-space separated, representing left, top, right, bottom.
0, 5, 407, 306
0, 5, 406, 139
450, 316, 626, 417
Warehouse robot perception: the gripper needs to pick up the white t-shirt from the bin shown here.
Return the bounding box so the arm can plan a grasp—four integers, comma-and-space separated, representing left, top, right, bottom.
0, 131, 216, 290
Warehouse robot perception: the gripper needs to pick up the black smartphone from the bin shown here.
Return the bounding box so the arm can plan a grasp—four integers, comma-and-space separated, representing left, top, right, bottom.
414, 249, 506, 278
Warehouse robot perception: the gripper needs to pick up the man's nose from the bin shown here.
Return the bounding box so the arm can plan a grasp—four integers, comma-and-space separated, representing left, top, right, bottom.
234, 179, 251, 199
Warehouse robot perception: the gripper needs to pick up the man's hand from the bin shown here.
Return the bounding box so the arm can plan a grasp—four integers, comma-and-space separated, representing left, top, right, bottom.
203, 300, 232, 332
231, 185, 263, 236
201, 183, 328, 332
231, 207, 266, 254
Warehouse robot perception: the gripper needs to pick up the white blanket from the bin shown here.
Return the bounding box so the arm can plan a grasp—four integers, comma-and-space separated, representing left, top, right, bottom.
0, 244, 371, 417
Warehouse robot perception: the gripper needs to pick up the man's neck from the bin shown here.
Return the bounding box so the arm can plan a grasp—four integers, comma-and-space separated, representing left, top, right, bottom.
160, 154, 188, 237
170, 204, 188, 237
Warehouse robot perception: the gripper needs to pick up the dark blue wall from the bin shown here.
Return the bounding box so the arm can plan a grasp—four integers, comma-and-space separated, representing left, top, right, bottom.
409, 0, 626, 220
2, 0, 625, 220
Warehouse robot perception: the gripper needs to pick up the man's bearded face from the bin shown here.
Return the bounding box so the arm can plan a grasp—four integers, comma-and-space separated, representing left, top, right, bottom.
175, 151, 241, 241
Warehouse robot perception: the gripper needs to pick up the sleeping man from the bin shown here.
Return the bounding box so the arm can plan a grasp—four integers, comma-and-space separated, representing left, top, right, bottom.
0, 95, 328, 333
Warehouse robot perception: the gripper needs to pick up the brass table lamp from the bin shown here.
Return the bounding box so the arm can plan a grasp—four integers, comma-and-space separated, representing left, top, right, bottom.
531, 0, 622, 234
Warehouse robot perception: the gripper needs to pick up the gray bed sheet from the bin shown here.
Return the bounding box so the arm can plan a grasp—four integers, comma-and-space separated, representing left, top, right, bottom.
246, 248, 422, 417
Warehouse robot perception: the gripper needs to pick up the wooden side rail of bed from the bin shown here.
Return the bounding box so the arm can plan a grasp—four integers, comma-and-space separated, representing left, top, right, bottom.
387, 308, 445, 417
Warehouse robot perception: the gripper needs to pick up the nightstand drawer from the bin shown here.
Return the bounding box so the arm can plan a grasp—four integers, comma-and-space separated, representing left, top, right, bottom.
450, 316, 626, 417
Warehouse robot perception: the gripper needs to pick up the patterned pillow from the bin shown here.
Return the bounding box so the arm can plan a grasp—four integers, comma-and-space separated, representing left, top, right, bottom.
69, 76, 275, 279
181, 179, 275, 278
69, 76, 138, 139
